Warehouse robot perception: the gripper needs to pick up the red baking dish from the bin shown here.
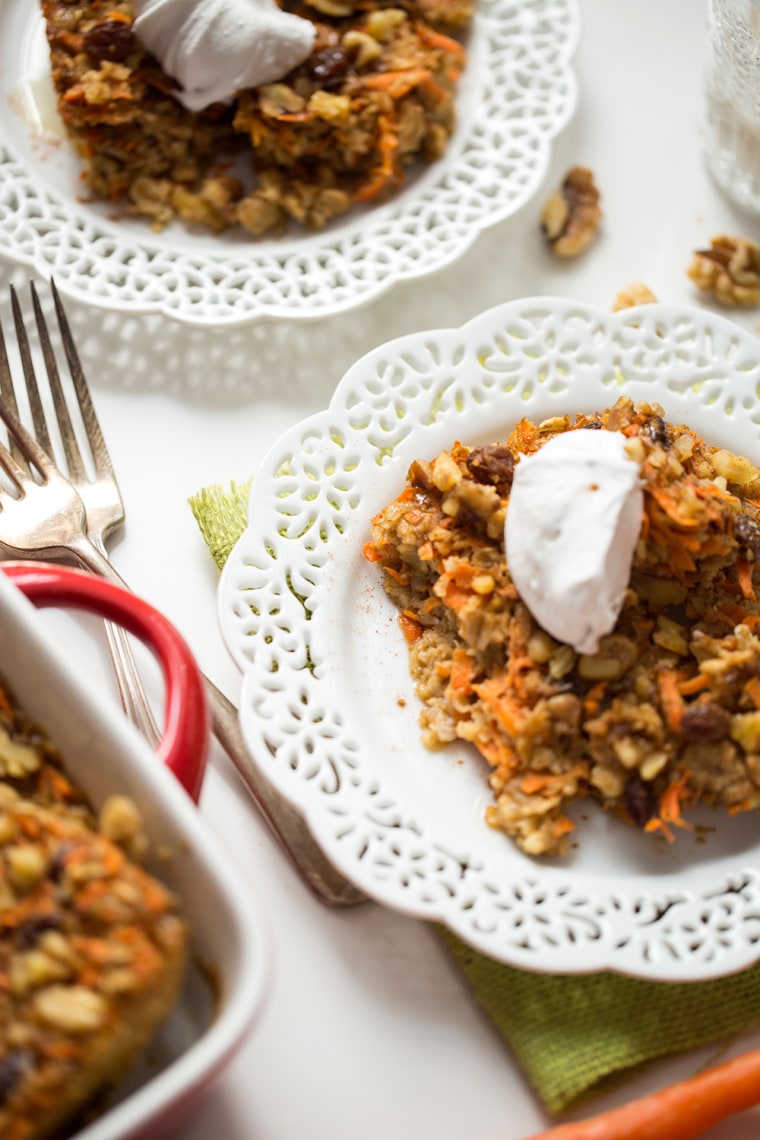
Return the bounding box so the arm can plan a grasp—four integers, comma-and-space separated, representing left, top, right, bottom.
0, 561, 269, 1140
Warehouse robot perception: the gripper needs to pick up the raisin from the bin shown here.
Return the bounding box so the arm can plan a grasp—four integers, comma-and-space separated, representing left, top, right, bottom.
48, 842, 75, 883
0, 1051, 32, 1105
623, 774, 657, 828
680, 703, 731, 742
16, 914, 60, 950
580, 420, 603, 430
83, 21, 137, 63
641, 415, 669, 447
465, 445, 515, 489
735, 513, 760, 562
309, 47, 351, 88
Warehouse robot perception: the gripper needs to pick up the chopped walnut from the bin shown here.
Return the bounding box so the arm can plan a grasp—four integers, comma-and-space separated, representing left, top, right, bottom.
687, 234, 760, 307
540, 166, 602, 257
305, 0, 355, 15
365, 7, 407, 38
258, 84, 306, 117
341, 30, 383, 68
33, 985, 108, 1034
612, 282, 658, 311
0, 728, 40, 779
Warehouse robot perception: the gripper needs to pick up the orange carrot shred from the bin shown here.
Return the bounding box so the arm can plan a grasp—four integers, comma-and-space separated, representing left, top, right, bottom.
657, 670, 685, 732
658, 772, 693, 825
737, 558, 756, 600
677, 673, 711, 696
399, 612, 423, 643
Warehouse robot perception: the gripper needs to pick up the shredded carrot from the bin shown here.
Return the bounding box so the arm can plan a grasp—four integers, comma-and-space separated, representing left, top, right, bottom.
520, 773, 553, 795
476, 734, 519, 774
399, 611, 423, 643
354, 112, 400, 203
658, 772, 693, 825
522, 1043, 760, 1140
361, 67, 430, 97
551, 815, 575, 839
647, 485, 702, 529
520, 766, 587, 795
363, 542, 381, 562
57, 29, 84, 53
657, 670, 685, 732
473, 674, 526, 736
271, 111, 314, 123
0, 687, 14, 719
737, 558, 756, 600
448, 648, 475, 695
583, 682, 607, 717
415, 25, 465, 56
677, 673, 711, 696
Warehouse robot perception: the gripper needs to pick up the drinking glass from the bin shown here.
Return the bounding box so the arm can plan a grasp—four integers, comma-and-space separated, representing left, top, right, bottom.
704, 0, 760, 214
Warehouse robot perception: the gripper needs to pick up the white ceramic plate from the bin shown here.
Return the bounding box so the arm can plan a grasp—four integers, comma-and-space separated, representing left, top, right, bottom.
0, 0, 578, 327
0, 567, 269, 1140
219, 296, 760, 981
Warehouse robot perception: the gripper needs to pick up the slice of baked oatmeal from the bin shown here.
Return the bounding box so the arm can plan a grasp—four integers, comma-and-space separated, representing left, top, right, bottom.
366, 396, 760, 856
39, 0, 472, 237
0, 680, 188, 1140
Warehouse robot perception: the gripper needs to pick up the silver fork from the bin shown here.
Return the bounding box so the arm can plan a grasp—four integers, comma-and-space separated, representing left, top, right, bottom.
0, 281, 161, 746
0, 282, 365, 909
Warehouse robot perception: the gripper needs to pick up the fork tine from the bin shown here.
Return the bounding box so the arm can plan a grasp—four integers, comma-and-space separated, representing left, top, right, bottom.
0, 424, 34, 494
27, 281, 88, 485
0, 300, 28, 472
10, 284, 54, 463
0, 369, 61, 483
49, 279, 115, 485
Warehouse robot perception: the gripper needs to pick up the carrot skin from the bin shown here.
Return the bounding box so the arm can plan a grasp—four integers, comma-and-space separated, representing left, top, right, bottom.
523, 1046, 760, 1140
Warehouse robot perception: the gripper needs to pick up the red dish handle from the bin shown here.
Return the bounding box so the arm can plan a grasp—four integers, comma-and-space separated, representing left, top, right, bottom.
1, 562, 209, 803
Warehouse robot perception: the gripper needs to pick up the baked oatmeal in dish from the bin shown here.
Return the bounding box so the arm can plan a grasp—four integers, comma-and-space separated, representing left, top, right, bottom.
365, 397, 760, 856
40, 0, 471, 237
0, 677, 187, 1140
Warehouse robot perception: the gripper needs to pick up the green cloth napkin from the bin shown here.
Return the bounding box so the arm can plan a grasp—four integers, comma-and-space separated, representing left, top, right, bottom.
190, 480, 760, 1116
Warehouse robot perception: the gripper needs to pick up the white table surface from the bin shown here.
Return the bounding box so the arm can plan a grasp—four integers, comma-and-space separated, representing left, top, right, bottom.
5, 1, 760, 1137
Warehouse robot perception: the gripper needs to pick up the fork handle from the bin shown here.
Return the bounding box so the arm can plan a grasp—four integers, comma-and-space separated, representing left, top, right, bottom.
104, 619, 163, 747
70, 537, 367, 908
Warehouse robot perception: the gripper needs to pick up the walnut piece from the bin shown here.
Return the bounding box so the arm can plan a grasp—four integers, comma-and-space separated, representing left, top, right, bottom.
540, 166, 601, 257
612, 282, 658, 311
687, 234, 760, 307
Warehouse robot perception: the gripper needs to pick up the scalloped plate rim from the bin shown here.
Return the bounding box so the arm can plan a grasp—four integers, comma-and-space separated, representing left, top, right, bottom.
0, 0, 580, 327
217, 296, 760, 977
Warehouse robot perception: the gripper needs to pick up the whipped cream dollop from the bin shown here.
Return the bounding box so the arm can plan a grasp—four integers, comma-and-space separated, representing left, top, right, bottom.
132, 0, 316, 112
504, 429, 644, 655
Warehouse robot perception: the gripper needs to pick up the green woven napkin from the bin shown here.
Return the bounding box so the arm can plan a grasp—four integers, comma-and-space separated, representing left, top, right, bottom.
190, 480, 760, 1116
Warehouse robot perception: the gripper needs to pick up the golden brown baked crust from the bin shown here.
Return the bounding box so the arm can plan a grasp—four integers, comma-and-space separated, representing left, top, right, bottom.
40, 0, 472, 237
0, 683, 187, 1140
366, 397, 760, 856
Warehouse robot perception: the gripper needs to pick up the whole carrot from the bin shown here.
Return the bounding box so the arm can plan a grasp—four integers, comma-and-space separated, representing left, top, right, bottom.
523, 1045, 760, 1140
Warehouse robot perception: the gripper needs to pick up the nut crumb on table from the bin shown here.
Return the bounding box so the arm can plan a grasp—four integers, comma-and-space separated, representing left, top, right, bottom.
366, 397, 760, 857
612, 282, 658, 311
687, 234, 760, 307
540, 165, 602, 257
